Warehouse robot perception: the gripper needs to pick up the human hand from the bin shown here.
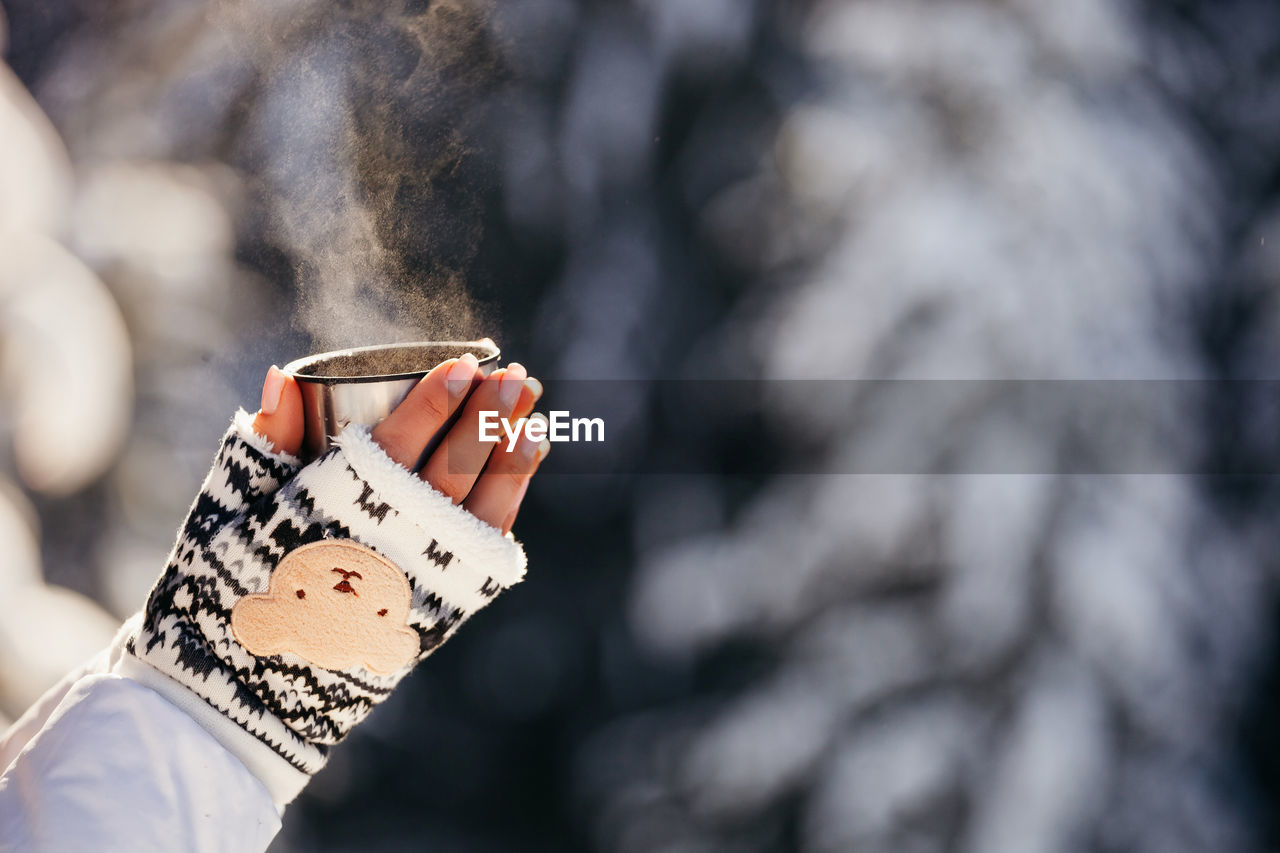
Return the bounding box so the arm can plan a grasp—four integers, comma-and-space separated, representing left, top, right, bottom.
251, 356, 548, 534
117, 356, 546, 806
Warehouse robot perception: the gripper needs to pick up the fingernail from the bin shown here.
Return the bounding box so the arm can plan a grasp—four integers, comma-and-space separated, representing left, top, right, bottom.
499, 363, 526, 410
536, 439, 551, 462
446, 353, 478, 398
261, 365, 285, 415
523, 377, 543, 402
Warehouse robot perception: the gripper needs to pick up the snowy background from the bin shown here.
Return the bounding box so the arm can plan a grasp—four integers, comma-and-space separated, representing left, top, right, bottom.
4, 1, 1280, 851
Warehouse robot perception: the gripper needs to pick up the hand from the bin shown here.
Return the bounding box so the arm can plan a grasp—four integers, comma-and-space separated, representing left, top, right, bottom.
251, 356, 548, 534
122, 356, 538, 803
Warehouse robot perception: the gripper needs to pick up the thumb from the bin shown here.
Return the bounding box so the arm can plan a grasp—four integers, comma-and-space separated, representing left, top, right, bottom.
252, 365, 305, 457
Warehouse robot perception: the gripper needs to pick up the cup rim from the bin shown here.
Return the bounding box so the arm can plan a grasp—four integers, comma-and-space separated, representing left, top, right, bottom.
283, 340, 501, 384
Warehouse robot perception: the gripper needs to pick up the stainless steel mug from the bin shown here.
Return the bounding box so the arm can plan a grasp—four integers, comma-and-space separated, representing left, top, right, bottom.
283, 340, 501, 464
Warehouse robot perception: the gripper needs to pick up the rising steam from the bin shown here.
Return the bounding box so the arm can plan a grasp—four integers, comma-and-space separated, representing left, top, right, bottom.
233, 0, 506, 349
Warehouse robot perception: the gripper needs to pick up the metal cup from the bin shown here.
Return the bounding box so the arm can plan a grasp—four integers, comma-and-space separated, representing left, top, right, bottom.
283, 340, 501, 464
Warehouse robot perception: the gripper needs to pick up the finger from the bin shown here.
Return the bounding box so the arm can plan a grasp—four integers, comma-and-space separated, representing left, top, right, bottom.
371, 353, 479, 468
501, 472, 534, 535
194, 366, 302, 525
511, 376, 542, 423
462, 412, 550, 528
251, 365, 305, 457
497, 377, 544, 533
420, 362, 527, 503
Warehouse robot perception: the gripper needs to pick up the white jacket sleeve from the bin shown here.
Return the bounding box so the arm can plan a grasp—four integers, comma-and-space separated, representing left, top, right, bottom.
0, 671, 281, 852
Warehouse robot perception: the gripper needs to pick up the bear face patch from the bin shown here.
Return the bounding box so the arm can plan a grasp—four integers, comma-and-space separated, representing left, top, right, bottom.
231, 540, 418, 675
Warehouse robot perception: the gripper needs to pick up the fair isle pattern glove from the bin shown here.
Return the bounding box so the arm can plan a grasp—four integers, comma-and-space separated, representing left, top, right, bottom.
113, 410, 526, 806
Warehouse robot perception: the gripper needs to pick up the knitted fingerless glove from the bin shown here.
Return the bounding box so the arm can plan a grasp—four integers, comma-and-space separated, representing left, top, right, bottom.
113, 409, 526, 806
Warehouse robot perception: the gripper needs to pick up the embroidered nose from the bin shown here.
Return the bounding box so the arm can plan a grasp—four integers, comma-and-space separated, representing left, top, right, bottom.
331, 567, 362, 596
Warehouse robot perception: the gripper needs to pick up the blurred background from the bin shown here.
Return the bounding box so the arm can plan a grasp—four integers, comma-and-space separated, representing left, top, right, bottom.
3, 0, 1280, 850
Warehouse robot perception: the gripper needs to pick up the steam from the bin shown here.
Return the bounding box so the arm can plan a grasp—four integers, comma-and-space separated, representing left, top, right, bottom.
239, 0, 505, 350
